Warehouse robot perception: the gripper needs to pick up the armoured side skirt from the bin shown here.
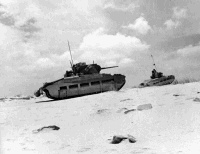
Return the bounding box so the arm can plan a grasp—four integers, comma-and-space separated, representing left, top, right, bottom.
43, 83, 125, 100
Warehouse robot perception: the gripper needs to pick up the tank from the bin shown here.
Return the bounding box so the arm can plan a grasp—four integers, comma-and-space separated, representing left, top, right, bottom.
139, 69, 175, 88
139, 55, 175, 88
34, 63, 126, 100
139, 75, 175, 88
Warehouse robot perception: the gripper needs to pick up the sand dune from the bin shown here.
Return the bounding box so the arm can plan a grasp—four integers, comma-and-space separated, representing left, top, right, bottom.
1, 82, 200, 154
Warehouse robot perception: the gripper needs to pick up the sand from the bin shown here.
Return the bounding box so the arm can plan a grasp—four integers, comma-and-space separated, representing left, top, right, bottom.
1, 82, 200, 154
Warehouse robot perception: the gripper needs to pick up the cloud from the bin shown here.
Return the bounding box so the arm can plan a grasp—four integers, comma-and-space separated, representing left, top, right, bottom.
154, 34, 200, 52
119, 58, 134, 66
78, 28, 149, 65
122, 16, 151, 35
164, 7, 187, 30
0, 4, 15, 26
173, 7, 187, 19
164, 19, 180, 30
0, 0, 107, 72
174, 44, 200, 76
103, 1, 139, 12
18, 18, 41, 42
32, 57, 56, 70
0, 3, 41, 42
161, 44, 200, 79
176, 44, 200, 59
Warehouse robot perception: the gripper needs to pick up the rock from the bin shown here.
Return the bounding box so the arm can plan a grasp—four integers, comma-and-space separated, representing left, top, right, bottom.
137, 104, 152, 111
127, 134, 137, 143
97, 109, 109, 114
120, 98, 133, 102
117, 108, 128, 113
128, 138, 136, 143
33, 125, 60, 133
193, 97, 200, 102
0, 98, 6, 102
110, 135, 127, 144
124, 109, 136, 114
173, 94, 185, 97
110, 135, 136, 144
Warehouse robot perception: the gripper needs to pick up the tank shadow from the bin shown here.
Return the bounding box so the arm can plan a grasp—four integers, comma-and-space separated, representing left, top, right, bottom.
35, 99, 61, 103
35, 94, 91, 103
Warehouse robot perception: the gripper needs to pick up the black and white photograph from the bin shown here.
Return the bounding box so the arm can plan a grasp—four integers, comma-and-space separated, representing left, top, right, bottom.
1, 0, 200, 153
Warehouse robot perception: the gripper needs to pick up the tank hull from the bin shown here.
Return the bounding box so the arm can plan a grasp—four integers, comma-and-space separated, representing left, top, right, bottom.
139, 75, 175, 88
36, 73, 125, 100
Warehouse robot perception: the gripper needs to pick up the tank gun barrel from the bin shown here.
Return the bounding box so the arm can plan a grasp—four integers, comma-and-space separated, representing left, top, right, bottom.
101, 66, 118, 70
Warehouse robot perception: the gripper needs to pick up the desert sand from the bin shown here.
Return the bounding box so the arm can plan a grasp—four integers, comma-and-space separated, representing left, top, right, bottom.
1, 82, 200, 154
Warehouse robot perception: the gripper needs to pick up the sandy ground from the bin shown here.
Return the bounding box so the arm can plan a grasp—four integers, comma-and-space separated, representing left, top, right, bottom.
1, 82, 200, 154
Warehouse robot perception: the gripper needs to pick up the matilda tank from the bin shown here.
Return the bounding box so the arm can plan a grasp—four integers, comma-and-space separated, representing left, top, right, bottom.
34, 62, 126, 100
139, 69, 175, 88
139, 75, 175, 88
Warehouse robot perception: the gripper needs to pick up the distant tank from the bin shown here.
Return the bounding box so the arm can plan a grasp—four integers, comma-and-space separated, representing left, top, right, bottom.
34, 62, 126, 100
139, 74, 175, 88
139, 55, 175, 88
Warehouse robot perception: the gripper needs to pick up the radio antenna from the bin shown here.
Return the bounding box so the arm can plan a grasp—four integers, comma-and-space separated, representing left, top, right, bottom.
67, 40, 74, 68
151, 54, 157, 71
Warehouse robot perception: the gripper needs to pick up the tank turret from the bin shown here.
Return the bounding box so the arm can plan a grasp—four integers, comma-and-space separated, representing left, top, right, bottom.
68, 63, 118, 76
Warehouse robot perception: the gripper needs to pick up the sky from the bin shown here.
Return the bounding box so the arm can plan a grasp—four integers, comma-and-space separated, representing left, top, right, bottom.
1, 0, 200, 97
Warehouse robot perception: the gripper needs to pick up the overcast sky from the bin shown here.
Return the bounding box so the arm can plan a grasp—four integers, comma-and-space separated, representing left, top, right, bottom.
1, 0, 200, 97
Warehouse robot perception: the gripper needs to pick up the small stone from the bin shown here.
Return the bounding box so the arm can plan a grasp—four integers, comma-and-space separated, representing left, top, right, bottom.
110, 135, 127, 144
124, 109, 136, 114
33, 125, 60, 133
193, 97, 200, 102
127, 135, 137, 143
137, 104, 152, 111
129, 138, 136, 143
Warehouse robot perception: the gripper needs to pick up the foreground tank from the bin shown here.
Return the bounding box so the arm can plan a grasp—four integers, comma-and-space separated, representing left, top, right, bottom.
139, 75, 175, 88
34, 63, 126, 100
